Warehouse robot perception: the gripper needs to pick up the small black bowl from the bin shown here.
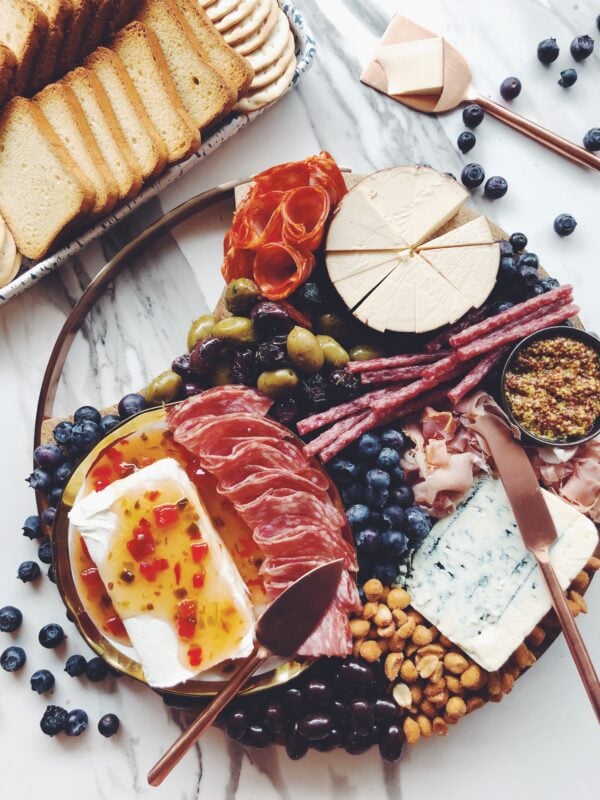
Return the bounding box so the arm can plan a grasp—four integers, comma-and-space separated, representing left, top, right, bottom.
500, 325, 600, 447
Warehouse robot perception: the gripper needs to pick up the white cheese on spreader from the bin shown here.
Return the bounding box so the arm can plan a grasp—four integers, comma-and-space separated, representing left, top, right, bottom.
375, 38, 445, 97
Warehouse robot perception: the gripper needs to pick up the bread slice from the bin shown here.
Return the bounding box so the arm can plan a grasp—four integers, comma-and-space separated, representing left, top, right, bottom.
137, 0, 235, 129
55, 0, 92, 78
108, 0, 140, 35
0, 97, 95, 259
175, 0, 253, 100
86, 47, 167, 180
34, 82, 119, 216
28, 1, 72, 92
79, 0, 113, 59
63, 66, 142, 201
0, 45, 17, 107
111, 22, 200, 163
0, 1, 49, 95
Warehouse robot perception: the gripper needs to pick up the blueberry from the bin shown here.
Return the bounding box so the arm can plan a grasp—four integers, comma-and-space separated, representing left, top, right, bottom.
461, 163, 485, 189
38, 539, 53, 565
389, 466, 406, 486
328, 458, 359, 487
484, 176, 508, 199
17, 561, 41, 582
41, 507, 56, 527
30, 669, 55, 694
390, 485, 414, 508
558, 68, 578, 88
34, 444, 64, 471
382, 504, 406, 529
537, 37, 559, 64
519, 265, 539, 287
368, 511, 390, 531
583, 128, 600, 151
457, 131, 476, 153
47, 565, 56, 584
496, 301, 514, 313
376, 448, 400, 471
66, 709, 88, 737
53, 461, 74, 488
365, 469, 390, 490
26, 468, 53, 494
293, 281, 327, 310
53, 420, 74, 445
100, 414, 121, 435
0, 605, 22, 633
341, 483, 364, 506
71, 420, 102, 452
380, 429, 408, 451
554, 213, 577, 236
40, 705, 68, 736
48, 487, 63, 507
1, 645, 26, 672
355, 528, 382, 555
98, 713, 120, 737
86, 656, 109, 682
65, 654, 87, 677
570, 35, 594, 61
404, 506, 432, 542
39, 623, 64, 649
22, 514, 43, 540
509, 232, 527, 251
500, 76, 521, 100
499, 256, 518, 281
535, 277, 560, 294
364, 485, 389, 509
499, 239, 514, 257
518, 252, 539, 271
118, 393, 147, 419
372, 562, 399, 586
382, 530, 410, 557
74, 406, 102, 425
346, 504, 371, 532
462, 103, 484, 128
357, 433, 381, 462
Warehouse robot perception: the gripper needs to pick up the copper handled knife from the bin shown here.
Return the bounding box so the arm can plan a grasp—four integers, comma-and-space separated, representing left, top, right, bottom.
472, 413, 600, 723
148, 559, 344, 786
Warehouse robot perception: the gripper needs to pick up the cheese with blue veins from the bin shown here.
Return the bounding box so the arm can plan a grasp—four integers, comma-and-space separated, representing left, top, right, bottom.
406, 477, 598, 671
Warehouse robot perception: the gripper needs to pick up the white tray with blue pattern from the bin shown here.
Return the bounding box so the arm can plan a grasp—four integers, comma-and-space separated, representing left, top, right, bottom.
0, 1, 315, 306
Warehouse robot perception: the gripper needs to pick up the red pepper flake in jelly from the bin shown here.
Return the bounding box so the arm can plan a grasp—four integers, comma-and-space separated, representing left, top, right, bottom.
139, 561, 158, 582
191, 542, 209, 563
186, 522, 201, 540
155, 558, 169, 572
153, 504, 180, 528
177, 600, 197, 640
104, 616, 127, 638
187, 644, 203, 667
192, 571, 205, 589
126, 528, 155, 561
81, 566, 104, 592
147, 490, 159, 501
174, 562, 181, 585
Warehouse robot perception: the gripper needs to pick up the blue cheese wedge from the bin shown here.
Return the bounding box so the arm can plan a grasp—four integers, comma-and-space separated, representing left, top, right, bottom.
407, 477, 598, 671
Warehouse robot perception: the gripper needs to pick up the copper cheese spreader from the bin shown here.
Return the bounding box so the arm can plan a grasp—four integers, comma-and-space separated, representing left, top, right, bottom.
361, 16, 600, 172
472, 414, 600, 722
147, 559, 344, 786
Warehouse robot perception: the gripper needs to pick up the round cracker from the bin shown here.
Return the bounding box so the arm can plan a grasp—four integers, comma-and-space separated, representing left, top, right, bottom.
199, 0, 218, 7
0, 226, 20, 288
206, 0, 241, 23
245, 9, 290, 70
235, 50, 296, 112
222, 0, 273, 44
234, 0, 279, 56
250, 33, 295, 89
215, 0, 260, 32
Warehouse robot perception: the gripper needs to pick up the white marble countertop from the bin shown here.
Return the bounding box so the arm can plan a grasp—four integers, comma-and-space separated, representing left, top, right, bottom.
1, 0, 600, 797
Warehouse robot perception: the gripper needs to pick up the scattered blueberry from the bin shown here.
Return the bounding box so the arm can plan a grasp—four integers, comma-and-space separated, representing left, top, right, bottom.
390, 485, 414, 508
39, 623, 64, 649
500, 76, 522, 100
17, 561, 41, 582
496, 301, 515, 313
34, 444, 64, 471
328, 458, 359, 487
461, 163, 485, 189
346, 504, 371, 532
518, 265, 539, 287
583, 128, 600, 151
41, 507, 56, 527
66, 709, 89, 737
597, 15, 600, 32
372, 563, 399, 585
499, 256, 517, 282
38, 539, 53, 565
554, 213, 577, 236
518, 252, 539, 271
47, 565, 56, 584
341, 483, 364, 506
537, 37, 560, 64
74, 406, 102, 425
53, 420, 74, 445
484, 176, 508, 199
499, 239, 514, 257
364, 485, 389, 510
509, 232, 528, 252
118, 393, 147, 419
357, 433, 382, 462
40, 705, 68, 737
380, 429, 408, 451
367, 511, 390, 532
1, 645, 26, 671
22, 514, 43, 540
355, 529, 382, 554
462, 104, 484, 128
382, 504, 405, 529
381, 530, 410, 558
53, 461, 74, 487
404, 506, 432, 542
558, 68, 578, 87
26, 468, 53, 494
100, 414, 121, 435
376, 448, 400, 471
71, 420, 102, 452
535, 277, 560, 294
389, 466, 406, 487
365, 469, 390, 490
457, 131, 476, 153
570, 35, 594, 61
48, 487, 63, 507
65, 654, 87, 677
0, 606, 22, 633
30, 669, 55, 694
98, 713, 120, 737
86, 656, 109, 682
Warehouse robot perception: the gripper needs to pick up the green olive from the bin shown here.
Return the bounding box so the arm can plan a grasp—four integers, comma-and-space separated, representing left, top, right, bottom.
187, 313, 216, 351
224, 278, 261, 315
316, 335, 349, 369
211, 361, 233, 386
316, 312, 353, 346
257, 368, 299, 398
349, 343, 385, 362
143, 370, 183, 405
212, 316, 256, 345
286, 326, 325, 373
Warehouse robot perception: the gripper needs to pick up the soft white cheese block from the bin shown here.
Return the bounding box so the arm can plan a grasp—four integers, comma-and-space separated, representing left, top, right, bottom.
408, 169, 469, 246
412, 252, 472, 333
326, 249, 404, 284
69, 458, 255, 688
356, 167, 416, 244
419, 243, 500, 309
333, 255, 401, 309
375, 38, 445, 96
353, 252, 416, 332
407, 477, 598, 671
326, 188, 407, 251
418, 215, 495, 250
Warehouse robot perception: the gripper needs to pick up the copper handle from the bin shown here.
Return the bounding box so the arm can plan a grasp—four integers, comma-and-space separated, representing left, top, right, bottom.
471, 95, 600, 172
535, 550, 600, 722
147, 642, 269, 786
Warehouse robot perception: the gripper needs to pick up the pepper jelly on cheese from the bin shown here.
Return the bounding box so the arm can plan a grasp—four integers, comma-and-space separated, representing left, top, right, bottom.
69, 458, 255, 688
407, 477, 597, 671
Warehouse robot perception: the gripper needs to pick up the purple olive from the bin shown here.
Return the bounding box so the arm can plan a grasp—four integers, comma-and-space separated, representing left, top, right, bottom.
189, 337, 224, 375
183, 382, 204, 398
251, 301, 294, 336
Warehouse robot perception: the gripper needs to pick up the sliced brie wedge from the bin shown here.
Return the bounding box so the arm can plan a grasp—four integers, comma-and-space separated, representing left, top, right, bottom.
417, 214, 495, 250
420, 243, 500, 309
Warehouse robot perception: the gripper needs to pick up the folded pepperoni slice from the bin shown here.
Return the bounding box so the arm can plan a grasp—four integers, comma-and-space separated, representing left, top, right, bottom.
308, 151, 348, 206
253, 242, 315, 300
250, 161, 311, 196
229, 190, 286, 250
280, 186, 330, 251
221, 246, 255, 283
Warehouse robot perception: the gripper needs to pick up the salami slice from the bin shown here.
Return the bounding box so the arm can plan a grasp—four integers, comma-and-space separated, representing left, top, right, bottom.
253, 241, 315, 300
216, 441, 328, 492
346, 351, 451, 373
228, 190, 286, 249
280, 186, 331, 251
447, 348, 509, 405
167, 387, 272, 429
234, 488, 345, 529
224, 469, 329, 507
298, 602, 354, 657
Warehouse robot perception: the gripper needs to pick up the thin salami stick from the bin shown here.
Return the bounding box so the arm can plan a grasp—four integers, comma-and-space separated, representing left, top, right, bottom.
346, 351, 451, 373
425, 304, 493, 353
360, 365, 424, 384
449, 285, 573, 348
303, 410, 370, 457
456, 303, 580, 361
447, 348, 509, 405
296, 387, 389, 436
422, 353, 458, 381
320, 412, 377, 463
372, 377, 437, 414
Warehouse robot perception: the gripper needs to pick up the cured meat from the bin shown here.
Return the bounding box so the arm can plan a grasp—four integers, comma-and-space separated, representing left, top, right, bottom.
216, 441, 329, 493
222, 246, 255, 283
234, 488, 345, 530
447, 348, 508, 405
299, 602, 354, 658
320, 413, 378, 463
223, 469, 329, 507
280, 186, 331, 251
425, 303, 494, 353
166, 386, 272, 429
303, 410, 371, 457
422, 353, 458, 381
306, 151, 348, 206
360, 364, 425, 385
346, 351, 451, 373
252, 242, 315, 300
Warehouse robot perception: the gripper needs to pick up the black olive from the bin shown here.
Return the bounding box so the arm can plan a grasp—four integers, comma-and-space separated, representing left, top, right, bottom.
251, 301, 295, 336
378, 722, 404, 762
231, 346, 259, 386
255, 336, 290, 370
328, 369, 361, 402
263, 702, 286, 734
344, 728, 375, 755
285, 725, 309, 760
305, 680, 334, 708
350, 698, 374, 733
240, 723, 274, 748
283, 687, 305, 718
298, 712, 333, 741
272, 394, 301, 426
299, 374, 330, 412
338, 660, 375, 689
226, 708, 247, 741
312, 727, 343, 752
373, 698, 398, 723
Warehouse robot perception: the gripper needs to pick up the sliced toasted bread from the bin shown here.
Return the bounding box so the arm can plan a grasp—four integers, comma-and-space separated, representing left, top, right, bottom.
55, 0, 92, 77
86, 47, 167, 180
175, 0, 253, 99
0, 44, 17, 106
108, 0, 140, 35
35, 82, 119, 216
137, 0, 235, 129
79, 0, 113, 59
63, 66, 142, 201
0, 97, 95, 259
28, 1, 71, 92
111, 22, 199, 163
0, 0, 49, 95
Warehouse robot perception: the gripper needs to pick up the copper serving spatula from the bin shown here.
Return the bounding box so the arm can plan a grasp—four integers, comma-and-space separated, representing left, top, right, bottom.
147, 559, 344, 786
472, 413, 600, 722
361, 16, 600, 172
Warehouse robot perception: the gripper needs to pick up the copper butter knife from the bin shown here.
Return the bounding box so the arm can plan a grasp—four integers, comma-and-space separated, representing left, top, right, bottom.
148, 559, 344, 786
473, 413, 600, 723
